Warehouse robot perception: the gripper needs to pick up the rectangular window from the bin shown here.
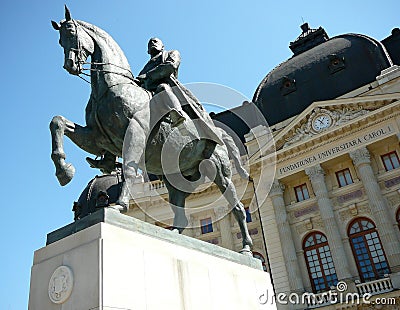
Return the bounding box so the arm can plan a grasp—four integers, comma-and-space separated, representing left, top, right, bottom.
245, 207, 252, 223
336, 168, 353, 187
294, 184, 310, 202
381, 151, 400, 171
200, 217, 213, 234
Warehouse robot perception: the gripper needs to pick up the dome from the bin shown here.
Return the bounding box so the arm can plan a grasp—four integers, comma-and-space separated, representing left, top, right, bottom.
253, 24, 393, 125
73, 173, 123, 220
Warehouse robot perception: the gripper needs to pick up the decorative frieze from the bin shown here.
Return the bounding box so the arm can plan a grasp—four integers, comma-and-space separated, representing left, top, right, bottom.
384, 175, 400, 188
333, 107, 369, 125
277, 125, 395, 177
295, 222, 309, 235
339, 209, 353, 223
338, 204, 372, 223
292, 205, 318, 218
312, 218, 324, 230
295, 217, 323, 235
336, 189, 364, 204
284, 107, 369, 147
357, 204, 371, 215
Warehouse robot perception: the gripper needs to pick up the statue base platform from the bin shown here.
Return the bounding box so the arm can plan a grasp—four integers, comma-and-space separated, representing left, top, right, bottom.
29, 208, 275, 309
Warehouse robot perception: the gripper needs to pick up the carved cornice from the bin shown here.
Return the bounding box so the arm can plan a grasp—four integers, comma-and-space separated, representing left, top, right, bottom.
283, 107, 369, 148
349, 146, 371, 167
295, 217, 323, 235
339, 203, 371, 222
274, 103, 400, 163
269, 180, 285, 196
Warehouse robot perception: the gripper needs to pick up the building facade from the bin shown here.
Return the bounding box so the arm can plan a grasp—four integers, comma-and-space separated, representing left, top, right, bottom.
126, 25, 400, 309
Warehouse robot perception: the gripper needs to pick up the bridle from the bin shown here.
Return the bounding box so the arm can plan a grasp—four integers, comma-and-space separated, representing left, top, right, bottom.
68, 20, 137, 85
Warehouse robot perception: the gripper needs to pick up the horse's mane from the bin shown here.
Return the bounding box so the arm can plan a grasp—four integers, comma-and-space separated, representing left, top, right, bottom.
76, 20, 131, 71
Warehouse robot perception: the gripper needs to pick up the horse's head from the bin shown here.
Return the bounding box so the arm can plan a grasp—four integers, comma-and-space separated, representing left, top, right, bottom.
51, 6, 94, 75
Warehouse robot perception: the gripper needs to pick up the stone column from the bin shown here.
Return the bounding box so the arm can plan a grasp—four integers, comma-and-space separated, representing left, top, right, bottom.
189, 214, 201, 237
350, 147, 400, 267
183, 214, 196, 238
305, 164, 352, 280
270, 180, 304, 293
216, 206, 235, 250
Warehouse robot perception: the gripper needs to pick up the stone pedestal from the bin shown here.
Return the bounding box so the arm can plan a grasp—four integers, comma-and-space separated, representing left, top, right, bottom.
29, 208, 274, 310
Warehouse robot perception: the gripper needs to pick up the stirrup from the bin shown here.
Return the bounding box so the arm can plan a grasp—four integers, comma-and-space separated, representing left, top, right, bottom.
86, 157, 116, 174
170, 110, 186, 127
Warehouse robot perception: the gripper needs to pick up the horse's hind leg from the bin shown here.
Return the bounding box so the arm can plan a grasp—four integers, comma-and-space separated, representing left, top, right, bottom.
202, 157, 253, 255
50, 115, 103, 186
164, 177, 190, 233
117, 117, 147, 210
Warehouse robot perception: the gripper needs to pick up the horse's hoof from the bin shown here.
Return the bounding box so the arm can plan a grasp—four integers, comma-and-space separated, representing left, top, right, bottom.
171, 228, 180, 234
56, 163, 75, 186
239, 245, 253, 256
114, 200, 129, 213
107, 204, 125, 213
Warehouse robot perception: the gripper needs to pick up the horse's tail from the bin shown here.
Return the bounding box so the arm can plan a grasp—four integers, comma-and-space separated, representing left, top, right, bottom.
219, 129, 250, 180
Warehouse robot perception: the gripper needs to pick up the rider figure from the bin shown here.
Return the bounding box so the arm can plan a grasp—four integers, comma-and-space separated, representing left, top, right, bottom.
87, 37, 223, 172
136, 37, 223, 144
136, 38, 186, 127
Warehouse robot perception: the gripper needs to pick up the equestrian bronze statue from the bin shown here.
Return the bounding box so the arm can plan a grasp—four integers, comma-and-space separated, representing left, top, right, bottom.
50, 6, 253, 254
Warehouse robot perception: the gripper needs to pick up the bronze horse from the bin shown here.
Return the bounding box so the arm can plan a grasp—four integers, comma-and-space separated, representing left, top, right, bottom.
50, 7, 252, 253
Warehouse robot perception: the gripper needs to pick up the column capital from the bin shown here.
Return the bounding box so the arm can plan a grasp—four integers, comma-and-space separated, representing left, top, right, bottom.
188, 214, 196, 226
305, 164, 324, 181
269, 179, 285, 196
350, 146, 371, 167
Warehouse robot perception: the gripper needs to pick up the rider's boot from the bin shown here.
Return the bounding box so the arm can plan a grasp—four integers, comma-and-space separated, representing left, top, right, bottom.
170, 109, 186, 127
86, 153, 117, 174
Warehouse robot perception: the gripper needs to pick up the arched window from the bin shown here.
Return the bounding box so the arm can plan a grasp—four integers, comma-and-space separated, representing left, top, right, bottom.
253, 252, 267, 272
348, 218, 390, 282
303, 232, 338, 293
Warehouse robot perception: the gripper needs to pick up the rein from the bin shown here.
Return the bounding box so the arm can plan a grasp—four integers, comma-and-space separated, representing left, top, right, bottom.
81, 62, 137, 83
70, 20, 138, 85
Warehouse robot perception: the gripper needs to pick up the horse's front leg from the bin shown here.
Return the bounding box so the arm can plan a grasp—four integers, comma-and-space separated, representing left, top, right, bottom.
50, 115, 107, 186
50, 115, 77, 186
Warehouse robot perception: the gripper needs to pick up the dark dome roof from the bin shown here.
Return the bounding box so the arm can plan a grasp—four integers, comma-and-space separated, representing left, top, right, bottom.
382, 28, 400, 65
253, 25, 393, 125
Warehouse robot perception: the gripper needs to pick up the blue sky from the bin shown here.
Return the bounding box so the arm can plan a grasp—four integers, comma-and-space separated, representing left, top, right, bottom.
0, 0, 398, 308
